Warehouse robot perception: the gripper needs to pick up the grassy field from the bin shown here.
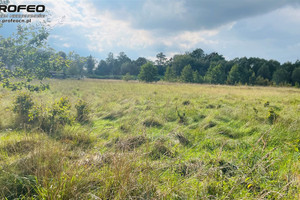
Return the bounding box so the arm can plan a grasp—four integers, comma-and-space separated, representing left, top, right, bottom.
0, 79, 299, 199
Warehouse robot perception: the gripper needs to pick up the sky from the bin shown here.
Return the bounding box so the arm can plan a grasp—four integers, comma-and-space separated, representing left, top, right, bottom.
2, 0, 300, 63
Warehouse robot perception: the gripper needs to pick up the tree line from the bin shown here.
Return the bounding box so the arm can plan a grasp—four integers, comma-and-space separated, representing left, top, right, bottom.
62, 49, 300, 87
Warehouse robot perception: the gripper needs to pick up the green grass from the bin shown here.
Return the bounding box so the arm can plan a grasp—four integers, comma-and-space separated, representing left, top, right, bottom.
0, 79, 299, 199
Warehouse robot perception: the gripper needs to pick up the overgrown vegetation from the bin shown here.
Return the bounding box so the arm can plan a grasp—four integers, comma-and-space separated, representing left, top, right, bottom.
0, 80, 299, 199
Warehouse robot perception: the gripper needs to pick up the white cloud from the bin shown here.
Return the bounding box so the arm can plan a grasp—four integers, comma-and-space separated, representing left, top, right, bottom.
62, 43, 70, 48
11, 0, 300, 62
13, 0, 220, 52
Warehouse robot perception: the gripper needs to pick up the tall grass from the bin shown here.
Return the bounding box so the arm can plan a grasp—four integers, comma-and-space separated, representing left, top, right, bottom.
0, 79, 299, 199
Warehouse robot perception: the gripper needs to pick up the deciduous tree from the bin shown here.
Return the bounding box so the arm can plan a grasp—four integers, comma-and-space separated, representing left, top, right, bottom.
138, 63, 158, 82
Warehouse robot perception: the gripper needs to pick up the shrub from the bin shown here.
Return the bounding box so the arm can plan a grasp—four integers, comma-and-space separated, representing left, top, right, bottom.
75, 100, 90, 124
13, 92, 34, 124
122, 73, 135, 81
264, 101, 270, 107
36, 97, 73, 134
267, 109, 278, 124
12, 94, 73, 133
255, 76, 270, 86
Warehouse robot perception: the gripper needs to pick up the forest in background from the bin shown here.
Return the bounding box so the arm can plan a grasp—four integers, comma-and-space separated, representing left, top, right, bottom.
32, 47, 300, 87
58, 49, 300, 86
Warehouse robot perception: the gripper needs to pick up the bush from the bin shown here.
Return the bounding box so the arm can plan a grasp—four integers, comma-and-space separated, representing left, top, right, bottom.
23, 97, 74, 134
255, 76, 270, 86
267, 109, 278, 124
122, 73, 136, 81
75, 100, 90, 124
39, 97, 73, 133
13, 92, 34, 124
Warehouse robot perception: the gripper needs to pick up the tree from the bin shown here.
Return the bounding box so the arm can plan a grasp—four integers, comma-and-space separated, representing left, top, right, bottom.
0, 24, 67, 91
248, 57, 267, 75
267, 59, 280, 77
292, 68, 300, 84
204, 64, 226, 84
67, 52, 85, 78
106, 52, 120, 75
58, 51, 67, 78
272, 68, 290, 85
190, 48, 205, 59
249, 71, 256, 85
155, 52, 167, 76
117, 52, 131, 65
172, 54, 196, 76
193, 70, 203, 83
204, 52, 225, 63
121, 61, 139, 75
116, 52, 131, 75
181, 65, 193, 82
156, 52, 167, 66
164, 66, 176, 82
227, 64, 241, 84
95, 60, 110, 76
257, 64, 271, 80
227, 64, 250, 84
138, 63, 158, 82
86, 55, 95, 75
135, 57, 148, 67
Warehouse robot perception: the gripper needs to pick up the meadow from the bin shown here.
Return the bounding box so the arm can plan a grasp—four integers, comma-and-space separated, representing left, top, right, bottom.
0, 79, 299, 199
